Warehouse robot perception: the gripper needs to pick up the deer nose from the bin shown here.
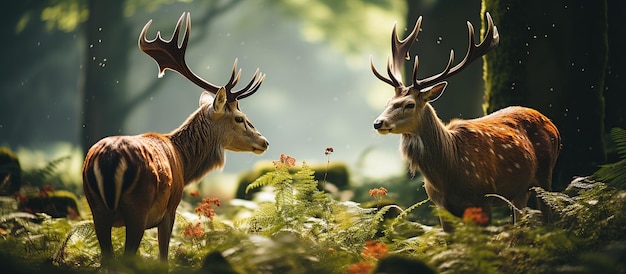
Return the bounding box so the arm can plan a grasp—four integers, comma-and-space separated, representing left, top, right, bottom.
373, 120, 384, 130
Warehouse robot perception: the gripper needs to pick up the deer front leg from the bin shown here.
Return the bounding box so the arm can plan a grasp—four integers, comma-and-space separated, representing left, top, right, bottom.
436, 207, 455, 232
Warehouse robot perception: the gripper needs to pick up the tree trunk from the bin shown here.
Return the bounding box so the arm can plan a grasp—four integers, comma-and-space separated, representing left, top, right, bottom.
81, 0, 130, 153
405, 0, 483, 121
481, 0, 608, 189
605, 0, 626, 153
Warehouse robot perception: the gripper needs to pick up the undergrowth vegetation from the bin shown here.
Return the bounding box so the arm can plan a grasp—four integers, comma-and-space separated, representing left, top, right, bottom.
1, 129, 626, 273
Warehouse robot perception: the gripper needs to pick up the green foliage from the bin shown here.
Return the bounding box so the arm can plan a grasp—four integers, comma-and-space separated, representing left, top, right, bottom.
52, 221, 100, 269
593, 127, 626, 189
241, 161, 382, 250
21, 155, 70, 189
265, 0, 405, 57
1, 152, 626, 273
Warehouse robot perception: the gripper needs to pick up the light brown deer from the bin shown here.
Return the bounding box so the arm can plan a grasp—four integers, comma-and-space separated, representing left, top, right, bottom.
82, 13, 268, 263
371, 13, 560, 231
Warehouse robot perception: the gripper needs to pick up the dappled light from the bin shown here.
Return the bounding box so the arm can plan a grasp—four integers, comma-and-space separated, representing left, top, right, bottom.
1, 0, 625, 273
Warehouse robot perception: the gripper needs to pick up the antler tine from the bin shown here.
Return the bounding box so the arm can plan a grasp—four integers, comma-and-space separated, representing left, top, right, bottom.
414, 49, 455, 88
233, 71, 265, 101
411, 12, 499, 89
138, 12, 222, 93
224, 59, 242, 93
225, 59, 265, 102
390, 17, 421, 86
371, 17, 422, 89
370, 56, 395, 87
448, 12, 499, 75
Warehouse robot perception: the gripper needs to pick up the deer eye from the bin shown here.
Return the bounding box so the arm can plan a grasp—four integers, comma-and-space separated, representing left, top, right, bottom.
405, 103, 415, 109
235, 117, 244, 123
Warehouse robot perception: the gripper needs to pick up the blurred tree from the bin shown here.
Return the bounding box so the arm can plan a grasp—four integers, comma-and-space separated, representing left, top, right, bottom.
10, 0, 404, 154
82, 0, 128, 152
482, 0, 608, 189
604, 0, 626, 150
0, 2, 82, 147
81, 0, 245, 153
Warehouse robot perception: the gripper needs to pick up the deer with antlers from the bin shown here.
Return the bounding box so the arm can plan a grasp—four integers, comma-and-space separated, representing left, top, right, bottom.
371, 13, 560, 231
82, 13, 268, 263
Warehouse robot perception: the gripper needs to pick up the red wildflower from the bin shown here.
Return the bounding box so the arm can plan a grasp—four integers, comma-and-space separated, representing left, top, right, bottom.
346, 261, 374, 274
361, 240, 388, 260
189, 190, 200, 197
195, 197, 221, 221
183, 222, 205, 239
325, 147, 334, 156
462, 207, 490, 226
368, 187, 388, 200
273, 153, 296, 169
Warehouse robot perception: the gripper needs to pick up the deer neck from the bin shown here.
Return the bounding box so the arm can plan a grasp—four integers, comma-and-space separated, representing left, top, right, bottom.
168, 107, 225, 184
401, 104, 457, 183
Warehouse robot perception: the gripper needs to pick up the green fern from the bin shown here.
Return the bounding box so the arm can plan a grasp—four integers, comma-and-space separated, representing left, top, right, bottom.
21, 155, 70, 188
52, 220, 100, 269
243, 162, 326, 234
593, 127, 626, 188
240, 160, 392, 253
244, 165, 292, 194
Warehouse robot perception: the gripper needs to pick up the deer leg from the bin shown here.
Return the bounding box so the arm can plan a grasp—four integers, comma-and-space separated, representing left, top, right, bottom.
157, 212, 176, 261
435, 207, 455, 232
122, 210, 147, 258
533, 183, 553, 224
92, 212, 114, 264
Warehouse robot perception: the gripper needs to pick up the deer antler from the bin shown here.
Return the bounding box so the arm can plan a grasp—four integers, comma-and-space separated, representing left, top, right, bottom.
138, 12, 265, 102
371, 12, 499, 91
370, 16, 422, 89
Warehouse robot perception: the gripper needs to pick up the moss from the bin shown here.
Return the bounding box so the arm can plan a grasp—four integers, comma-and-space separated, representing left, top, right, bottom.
0, 147, 22, 196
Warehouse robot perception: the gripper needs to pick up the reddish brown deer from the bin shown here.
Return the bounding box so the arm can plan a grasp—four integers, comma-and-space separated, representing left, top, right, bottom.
371, 13, 560, 231
82, 13, 268, 263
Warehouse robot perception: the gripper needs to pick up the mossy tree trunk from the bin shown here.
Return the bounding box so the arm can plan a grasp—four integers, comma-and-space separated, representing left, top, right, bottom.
481, 0, 608, 190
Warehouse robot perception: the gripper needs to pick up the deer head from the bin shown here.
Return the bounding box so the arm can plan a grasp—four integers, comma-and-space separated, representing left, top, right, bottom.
371, 13, 499, 134
139, 12, 268, 154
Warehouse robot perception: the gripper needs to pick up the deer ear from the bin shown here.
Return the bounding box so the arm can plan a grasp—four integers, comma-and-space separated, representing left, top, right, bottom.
212, 87, 227, 113
199, 91, 214, 106
420, 81, 447, 102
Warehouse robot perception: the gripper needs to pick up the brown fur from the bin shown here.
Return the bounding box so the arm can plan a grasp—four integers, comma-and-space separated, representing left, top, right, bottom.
371, 14, 559, 231
83, 91, 268, 262
400, 104, 560, 230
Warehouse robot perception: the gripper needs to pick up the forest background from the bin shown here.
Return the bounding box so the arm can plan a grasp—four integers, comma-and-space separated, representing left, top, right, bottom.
1, 0, 624, 214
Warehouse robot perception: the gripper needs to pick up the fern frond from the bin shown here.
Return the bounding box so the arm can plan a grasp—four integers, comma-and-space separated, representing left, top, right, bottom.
52, 220, 99, 267
611, 127, 626, 159
593, 127, 626, 188
245, 168, 291, 194
21, 155, 71, 186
